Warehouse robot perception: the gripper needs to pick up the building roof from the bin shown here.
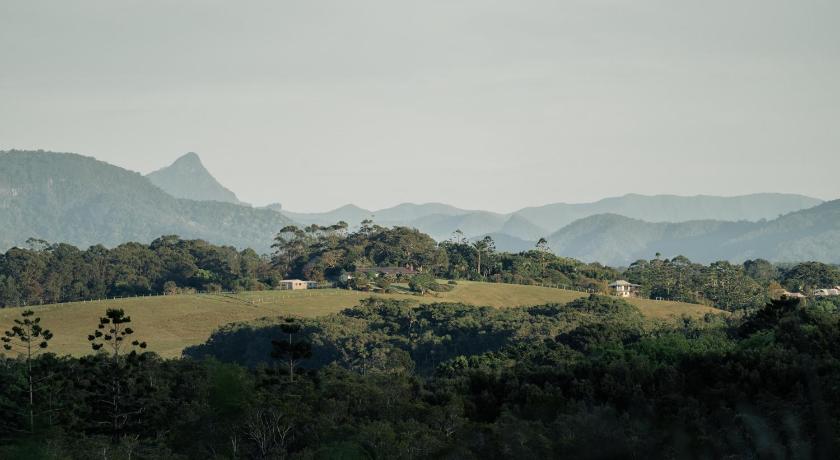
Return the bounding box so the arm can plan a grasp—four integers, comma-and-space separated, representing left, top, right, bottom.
280, 279, 305, 283
609, 280, 640, 287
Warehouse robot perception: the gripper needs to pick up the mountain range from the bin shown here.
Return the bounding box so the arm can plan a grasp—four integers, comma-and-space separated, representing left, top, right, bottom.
0, 149, 836, 265
0, 151, 291, 253
280, 193, 823, 245
545, 204, 840, 265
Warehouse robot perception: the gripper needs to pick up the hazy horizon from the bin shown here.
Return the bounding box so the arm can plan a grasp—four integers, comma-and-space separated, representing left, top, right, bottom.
2, 1, 839, 212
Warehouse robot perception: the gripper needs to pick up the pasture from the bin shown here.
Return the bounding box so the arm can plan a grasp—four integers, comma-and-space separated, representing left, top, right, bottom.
0, 281, 722, 358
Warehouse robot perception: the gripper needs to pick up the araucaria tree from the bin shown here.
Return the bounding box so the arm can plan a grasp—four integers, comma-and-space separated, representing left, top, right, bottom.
2, 309, 53, 433
271, 319, 312, 382
86, 308, 148, 441
88, 308, 147, 358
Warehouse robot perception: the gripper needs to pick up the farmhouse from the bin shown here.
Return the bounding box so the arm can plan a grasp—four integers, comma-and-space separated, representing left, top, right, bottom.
279, 279, 319, 290
609, 280, 640, 298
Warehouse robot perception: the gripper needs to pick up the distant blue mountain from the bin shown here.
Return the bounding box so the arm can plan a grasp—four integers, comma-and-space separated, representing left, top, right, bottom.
147, 152, 243, 204
279, 193, 823, 245
546, 199, 840, 265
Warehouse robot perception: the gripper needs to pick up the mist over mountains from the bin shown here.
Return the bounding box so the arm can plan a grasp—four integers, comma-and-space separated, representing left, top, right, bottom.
0, 150, 836, 265
0, 151, 291, 253
546, 203, 840, 265
282, 193, 821, 241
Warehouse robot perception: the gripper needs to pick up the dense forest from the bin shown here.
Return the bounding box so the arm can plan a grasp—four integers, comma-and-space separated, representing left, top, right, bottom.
3, 294, 840, 458
2, 223, 840, 312
0, 236, 276, 307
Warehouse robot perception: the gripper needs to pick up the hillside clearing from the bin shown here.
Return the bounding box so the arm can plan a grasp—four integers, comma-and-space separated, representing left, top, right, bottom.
0, 281, 722, 358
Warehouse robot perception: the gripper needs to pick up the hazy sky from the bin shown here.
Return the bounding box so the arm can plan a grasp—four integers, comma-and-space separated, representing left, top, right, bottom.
1, 1, 838, 212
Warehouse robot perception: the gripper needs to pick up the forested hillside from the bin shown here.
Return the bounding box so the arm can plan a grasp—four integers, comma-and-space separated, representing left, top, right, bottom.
547, 200, 840, 265
0, 151, 291, 252
4, 295, 840, 457
0, 235, 284, 307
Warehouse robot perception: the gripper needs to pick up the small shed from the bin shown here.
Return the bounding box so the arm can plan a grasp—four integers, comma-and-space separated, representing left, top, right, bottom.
279, 279, 308, 290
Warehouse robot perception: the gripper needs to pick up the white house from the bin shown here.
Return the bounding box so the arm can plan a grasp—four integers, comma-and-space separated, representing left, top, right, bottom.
608, 280, 641, 298
279, 279, 321, 290
279, 279, 308, 290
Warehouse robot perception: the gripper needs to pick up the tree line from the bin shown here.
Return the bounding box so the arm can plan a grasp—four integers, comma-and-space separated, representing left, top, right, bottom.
0, 236, 278, 307
272, 222, 840, 312
2, 224, 839, 312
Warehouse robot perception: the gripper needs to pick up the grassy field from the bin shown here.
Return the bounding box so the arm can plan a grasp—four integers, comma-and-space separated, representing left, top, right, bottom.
0, 281, 722, 358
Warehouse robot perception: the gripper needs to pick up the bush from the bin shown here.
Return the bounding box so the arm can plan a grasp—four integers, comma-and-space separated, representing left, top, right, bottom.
409, 274, 437, 294
163, 281, 178, 295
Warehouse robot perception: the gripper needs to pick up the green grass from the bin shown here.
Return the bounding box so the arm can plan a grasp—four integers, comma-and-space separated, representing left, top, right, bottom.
0, 281, 722, 358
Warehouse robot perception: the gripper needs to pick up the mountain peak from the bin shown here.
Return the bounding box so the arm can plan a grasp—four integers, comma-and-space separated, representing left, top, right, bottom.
147, 153, 244, 204
172, 151, 203, 166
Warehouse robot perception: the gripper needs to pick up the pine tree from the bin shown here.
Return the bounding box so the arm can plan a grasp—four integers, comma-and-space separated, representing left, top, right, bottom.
2, 309, 53, 433
86, 308, 148, 441
88, 308, 147, 358
271, 319, 312, 382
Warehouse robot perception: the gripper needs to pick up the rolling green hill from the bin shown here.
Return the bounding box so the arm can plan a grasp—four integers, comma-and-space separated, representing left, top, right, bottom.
0, 150, 292, 252
0, 281, 720, 358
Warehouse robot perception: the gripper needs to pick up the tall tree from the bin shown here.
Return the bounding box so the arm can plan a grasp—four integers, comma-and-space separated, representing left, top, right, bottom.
87, 308, 148, 440
535, 237, 551, 272
88, 308, 147, 359
270, 319, 312, 382
471, 236, 495, 277
271, 225, 308, 277
2, 309, 53, 433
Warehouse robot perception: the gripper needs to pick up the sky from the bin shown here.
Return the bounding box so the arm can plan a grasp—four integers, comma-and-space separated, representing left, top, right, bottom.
1, 0, 838, 213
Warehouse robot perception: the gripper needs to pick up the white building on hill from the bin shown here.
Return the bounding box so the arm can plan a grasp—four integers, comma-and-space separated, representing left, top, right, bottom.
279, 279, 319, 290
609, 280, 641, 298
